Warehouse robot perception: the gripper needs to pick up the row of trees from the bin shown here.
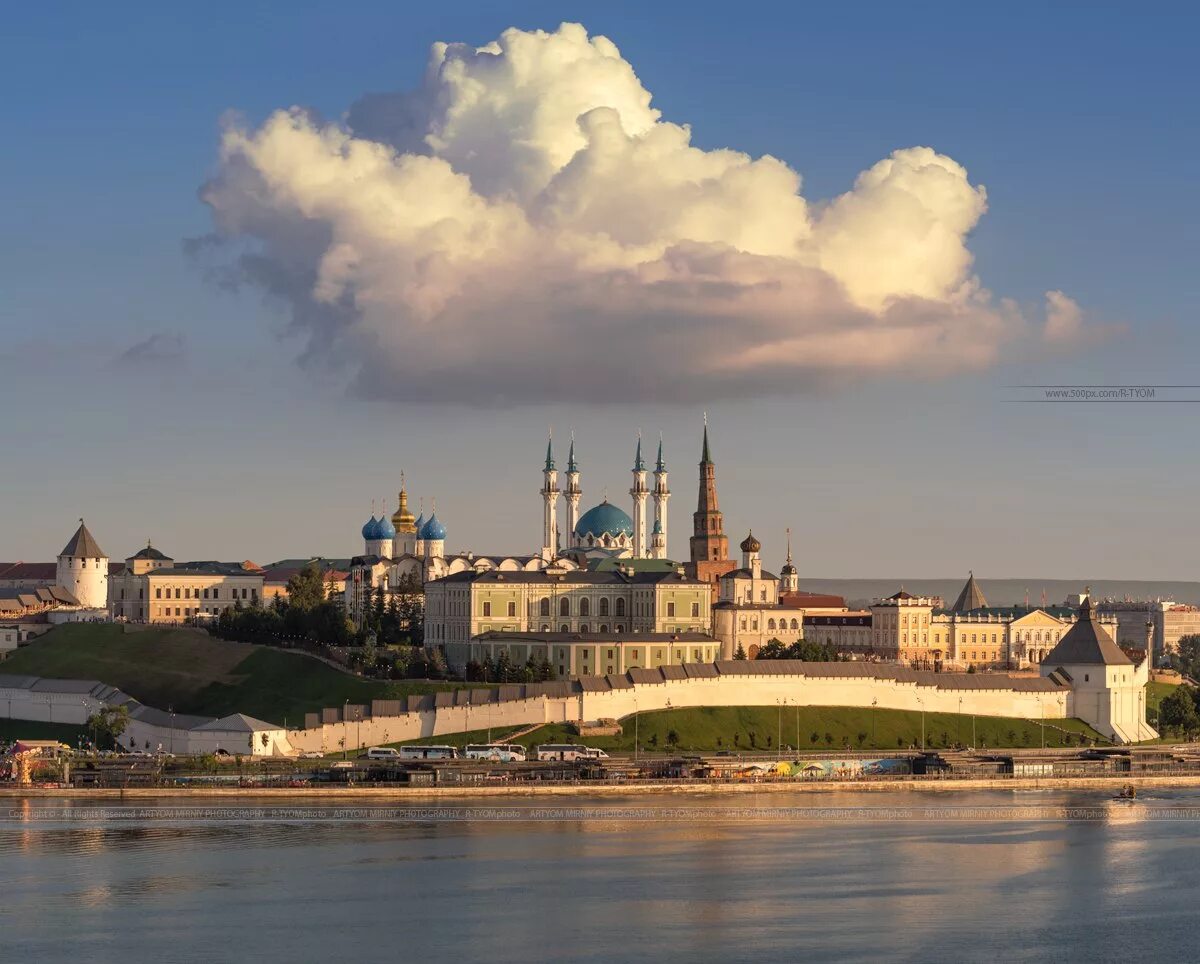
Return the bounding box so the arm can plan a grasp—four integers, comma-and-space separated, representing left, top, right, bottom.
736, 638, 845, 661
465, 651, 555, 683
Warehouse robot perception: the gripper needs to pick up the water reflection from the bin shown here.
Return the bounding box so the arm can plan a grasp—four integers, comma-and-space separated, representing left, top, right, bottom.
1, 790, 1198, 963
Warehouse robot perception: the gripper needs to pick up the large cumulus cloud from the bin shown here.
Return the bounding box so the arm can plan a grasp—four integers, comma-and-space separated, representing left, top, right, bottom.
198, 22, 1081, 404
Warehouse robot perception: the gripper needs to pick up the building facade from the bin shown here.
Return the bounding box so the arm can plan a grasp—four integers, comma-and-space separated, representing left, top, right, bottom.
470, 630, 721, 679
108, 543, 265, 623
423, 563, 712, 676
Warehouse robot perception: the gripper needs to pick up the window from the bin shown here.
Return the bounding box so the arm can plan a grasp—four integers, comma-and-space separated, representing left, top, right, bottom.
692, 602, 700, 618
768, 619, 777, 631
560, 624, 569, 632
175, 588, 181, 599
616, 598, 626, 616
599, 598, 610, 616
540, 597, 550, 616
507, 601, 516, 617
560, 597, 570, 617
483, 602, 492, 617
760, 589, 766, 601
667, 602, 676, 617
580, 598, 590, 617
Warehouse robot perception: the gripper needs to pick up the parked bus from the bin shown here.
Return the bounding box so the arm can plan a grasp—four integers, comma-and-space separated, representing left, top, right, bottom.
365, 746, 402, 760
397, 745, 459, 761
463, 744, 527, 763
536, 744, 610, 762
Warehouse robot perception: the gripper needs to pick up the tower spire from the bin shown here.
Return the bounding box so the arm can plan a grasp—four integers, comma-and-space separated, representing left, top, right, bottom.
544, 432, 555, 471
701, 412, 711, 464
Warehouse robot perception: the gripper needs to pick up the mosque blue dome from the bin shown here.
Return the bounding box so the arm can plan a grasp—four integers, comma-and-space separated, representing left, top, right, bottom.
376, 515, 396, 539
420, 513, 446, 541
361, 516, 380, 540
575, 501, 634, 539
414, 512, 425, 535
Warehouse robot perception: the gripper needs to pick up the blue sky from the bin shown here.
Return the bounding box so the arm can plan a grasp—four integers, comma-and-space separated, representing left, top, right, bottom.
2, 2, 1198, 578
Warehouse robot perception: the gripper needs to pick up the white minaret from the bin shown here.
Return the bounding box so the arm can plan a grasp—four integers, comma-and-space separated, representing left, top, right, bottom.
57, 518, 109, 610
630, 434, 649, 558
565, 434, 582, 550
541, 435, 560, 561
781, 527, 799, 592
652, 435, 670, 559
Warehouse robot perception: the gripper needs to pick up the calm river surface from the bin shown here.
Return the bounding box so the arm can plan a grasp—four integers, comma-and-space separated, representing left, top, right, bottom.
2, 788, 1198, 962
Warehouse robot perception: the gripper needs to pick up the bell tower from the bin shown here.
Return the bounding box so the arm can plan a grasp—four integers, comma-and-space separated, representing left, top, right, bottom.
686, 415, 734, 594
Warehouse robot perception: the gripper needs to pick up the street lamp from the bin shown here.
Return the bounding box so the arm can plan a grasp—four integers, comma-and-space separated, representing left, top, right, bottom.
776, 699, 782, 760
633, 692, 639, 762
916, 696, 925, 751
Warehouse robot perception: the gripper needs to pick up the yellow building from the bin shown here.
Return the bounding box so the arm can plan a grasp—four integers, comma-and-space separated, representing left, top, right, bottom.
471, 630, 719, 679
108, 543, 265, 623
423, 561, 712, 676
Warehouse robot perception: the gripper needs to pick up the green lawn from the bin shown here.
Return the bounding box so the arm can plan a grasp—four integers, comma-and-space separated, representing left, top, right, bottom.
1146, 681, 1178, 717
514, 706, 1107, 753
0, 623, 472, 726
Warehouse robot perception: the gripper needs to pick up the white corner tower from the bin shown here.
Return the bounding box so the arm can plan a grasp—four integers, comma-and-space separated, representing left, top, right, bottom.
565, 434, 582, 546
541, 435, 560, 561
57, 518, 109, 610
630, 435, 649, 558
652, 435, 670, 560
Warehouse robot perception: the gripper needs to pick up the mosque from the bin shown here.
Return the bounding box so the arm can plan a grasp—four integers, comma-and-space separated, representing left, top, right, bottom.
353, 432, 677, 590
345, 422, 750, 633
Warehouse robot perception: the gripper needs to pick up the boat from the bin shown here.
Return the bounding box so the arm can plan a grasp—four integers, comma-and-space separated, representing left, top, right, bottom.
1112, 784, 1137, 801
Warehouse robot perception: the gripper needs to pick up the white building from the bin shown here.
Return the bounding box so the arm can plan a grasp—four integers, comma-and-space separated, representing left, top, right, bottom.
1041, 592, 1157, 744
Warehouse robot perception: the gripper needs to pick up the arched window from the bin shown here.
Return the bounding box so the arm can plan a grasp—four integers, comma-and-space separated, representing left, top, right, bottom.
580, 598, 590, 617
768, 619, 777, 630
616, 598, 626, 616
540, 597, 550, 617
599, 624, 609, 633
560, 623, 569, 632
541, 624, 549, 632
790, 619, 799, 630
560, 597, 570, 617
599, 598, 610, 616
580, 624, 589, 633
615, 624, 624, 632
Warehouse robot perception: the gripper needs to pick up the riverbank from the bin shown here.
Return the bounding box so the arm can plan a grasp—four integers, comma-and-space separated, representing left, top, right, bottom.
4, 773, 1200, 799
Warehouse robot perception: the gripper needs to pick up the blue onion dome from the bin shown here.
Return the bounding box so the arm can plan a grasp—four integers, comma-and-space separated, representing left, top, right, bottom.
376, 514, 396, 539
414, 511, 425, 534
420, 513, 446, 540
575, 500, 634, 539
361, 516, 380, 540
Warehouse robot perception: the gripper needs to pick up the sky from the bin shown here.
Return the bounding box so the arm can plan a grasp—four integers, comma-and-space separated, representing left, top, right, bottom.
2, 2, 1198, 579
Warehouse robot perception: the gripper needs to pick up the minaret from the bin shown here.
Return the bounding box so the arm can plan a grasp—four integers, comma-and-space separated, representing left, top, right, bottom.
565, 434, 582, 550
541, 434, 560, 561
652, 435, 670, 560
630, 434, 649, 558
651, 518, 666, 559
781, 527, 799, 592
686, 414, 734, 593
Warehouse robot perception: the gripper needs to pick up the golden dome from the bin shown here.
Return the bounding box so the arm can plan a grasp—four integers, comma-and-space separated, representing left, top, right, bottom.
393, 482, 418, 533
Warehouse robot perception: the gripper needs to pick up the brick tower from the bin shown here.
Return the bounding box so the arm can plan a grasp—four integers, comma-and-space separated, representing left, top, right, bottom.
687, 416, 735, 597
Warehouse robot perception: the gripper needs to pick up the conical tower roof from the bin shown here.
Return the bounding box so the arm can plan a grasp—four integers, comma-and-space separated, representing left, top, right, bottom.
1043, 592, 1132, 666
60, 520, 105, 559
950, 571, 989, 612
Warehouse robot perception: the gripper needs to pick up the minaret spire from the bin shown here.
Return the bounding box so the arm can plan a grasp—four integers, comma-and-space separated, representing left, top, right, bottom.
630, 432, 649, 558
652, 432, 670, 560
541, 433, 560, 561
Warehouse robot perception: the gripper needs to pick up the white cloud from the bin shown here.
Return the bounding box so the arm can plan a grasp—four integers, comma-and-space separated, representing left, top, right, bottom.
198, 22, 1086, 404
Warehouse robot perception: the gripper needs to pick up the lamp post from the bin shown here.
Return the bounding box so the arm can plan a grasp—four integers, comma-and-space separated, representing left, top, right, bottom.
957, 697, 963, 747
343, 700, 349, 760
776, 699, 782, 760
871, 697, 878, 749
634, 692, 639, 762
916, 696, 925, 751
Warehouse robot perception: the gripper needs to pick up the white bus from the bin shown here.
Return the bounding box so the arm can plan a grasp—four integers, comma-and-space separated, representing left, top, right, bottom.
463, 744, 527, 763
536, 744, 610, 762
397, 745, 460, 761
365, 746, 402, 760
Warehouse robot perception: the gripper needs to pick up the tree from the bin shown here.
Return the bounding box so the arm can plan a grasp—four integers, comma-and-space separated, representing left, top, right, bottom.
810, 731, 820, 745
666, 729, 679, 747
495, 649, 514, 683
285, 562, 326, 610
86, 705, 130, 750
1160, 687, 1199, 734
733, 642, 747, 661
465, 660, 484, 682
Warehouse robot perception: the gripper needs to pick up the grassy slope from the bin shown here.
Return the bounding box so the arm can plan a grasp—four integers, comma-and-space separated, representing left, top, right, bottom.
0, 624, 467, 725
517, 706, 1106, 753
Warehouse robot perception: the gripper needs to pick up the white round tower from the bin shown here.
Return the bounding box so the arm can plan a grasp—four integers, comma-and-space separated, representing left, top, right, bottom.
56, 519, 109, 610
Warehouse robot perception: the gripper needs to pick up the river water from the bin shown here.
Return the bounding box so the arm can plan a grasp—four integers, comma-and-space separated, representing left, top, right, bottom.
1, 788, 1197, 963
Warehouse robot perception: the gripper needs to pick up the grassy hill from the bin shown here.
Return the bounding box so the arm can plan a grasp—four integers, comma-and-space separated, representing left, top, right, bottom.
0, 623, 467, 725
517, 706, 1106, 753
